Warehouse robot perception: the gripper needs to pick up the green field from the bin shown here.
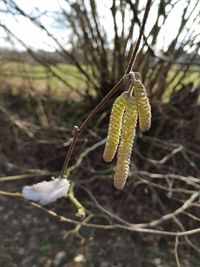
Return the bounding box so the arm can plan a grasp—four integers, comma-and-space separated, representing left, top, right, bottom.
0, 61, 88, 100
0, 61, 199, 101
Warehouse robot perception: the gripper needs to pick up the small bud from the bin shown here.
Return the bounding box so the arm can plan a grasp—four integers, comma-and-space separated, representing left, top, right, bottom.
134, 72, 142, 81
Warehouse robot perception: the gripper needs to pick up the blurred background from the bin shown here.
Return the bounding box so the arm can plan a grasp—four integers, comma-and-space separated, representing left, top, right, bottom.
0, 0, 200, 266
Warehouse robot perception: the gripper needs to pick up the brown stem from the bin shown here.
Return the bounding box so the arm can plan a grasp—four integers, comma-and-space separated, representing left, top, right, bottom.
78, 77, 125, 134
60, 0, 152, 177
60, 76, 131, 177
125, 0, 152, 73
60, 126, 79, 177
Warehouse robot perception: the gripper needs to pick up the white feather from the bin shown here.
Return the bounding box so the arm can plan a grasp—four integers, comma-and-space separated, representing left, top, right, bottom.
22, 178, 70, 205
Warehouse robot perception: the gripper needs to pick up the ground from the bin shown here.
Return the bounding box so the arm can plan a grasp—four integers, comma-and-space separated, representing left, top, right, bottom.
1, 176, 199, 267
0, 66, 200, 267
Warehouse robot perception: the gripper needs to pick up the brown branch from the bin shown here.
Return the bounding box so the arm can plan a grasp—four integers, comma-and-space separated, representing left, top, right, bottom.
125, 0, 152, 73
60, 126, 79, 178
26, 201, 200, 236
0, 172, 57, 182
1, 189, 200, 237
60, 74, 132, 176
60, 0, 152, 177
132, 191, 200, 228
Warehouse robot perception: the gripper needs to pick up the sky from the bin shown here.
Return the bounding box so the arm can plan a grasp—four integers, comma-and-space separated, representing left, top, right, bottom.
0, 0, 63, 50
0, 0, 199, 52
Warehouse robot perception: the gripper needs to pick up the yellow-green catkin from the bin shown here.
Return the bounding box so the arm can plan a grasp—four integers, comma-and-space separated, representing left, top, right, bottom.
103, 92, 129, 162
134, 80, 151, 132
114, 96, 138, 190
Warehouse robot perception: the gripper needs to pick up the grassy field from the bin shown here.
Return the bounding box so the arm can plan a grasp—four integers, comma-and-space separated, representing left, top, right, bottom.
163, 68, 200, 101
0, 61, 88, 100
0, 61, 199, 101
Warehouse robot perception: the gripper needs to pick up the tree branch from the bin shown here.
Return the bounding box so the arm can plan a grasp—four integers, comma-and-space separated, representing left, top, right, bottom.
60, 0, 152, 177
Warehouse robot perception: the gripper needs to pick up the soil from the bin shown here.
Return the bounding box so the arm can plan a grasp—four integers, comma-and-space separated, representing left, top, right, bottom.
1, 179, 199, 267
1, 92, 200, 267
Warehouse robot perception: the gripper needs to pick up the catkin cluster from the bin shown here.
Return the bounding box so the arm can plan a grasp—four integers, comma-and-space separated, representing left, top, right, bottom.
103, 78, 151, 190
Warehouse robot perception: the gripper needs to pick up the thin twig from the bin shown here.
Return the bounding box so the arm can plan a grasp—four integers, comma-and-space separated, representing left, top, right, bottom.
60, 126, 79, 177
0, 172, 58, 182
60, 0, 152, 177
125, 0, 152, 73
174, 236, 181, 267
173, 216, 200, 254
68, 182, 86, 219
60, 75, 131, 176
63, 214, 93, 240
66, 138, 106, 177
0, 190, 22, 197
133, 191, 200, 228
1, 190, 200, 237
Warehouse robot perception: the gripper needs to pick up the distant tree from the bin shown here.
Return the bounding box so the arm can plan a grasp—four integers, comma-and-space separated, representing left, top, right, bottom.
0, 0, 199, 98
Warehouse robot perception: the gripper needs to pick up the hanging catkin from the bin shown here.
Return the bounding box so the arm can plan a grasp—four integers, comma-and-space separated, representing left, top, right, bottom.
134, 80, 151, 132
114, 96, 138, 190
103, 92, 128, 162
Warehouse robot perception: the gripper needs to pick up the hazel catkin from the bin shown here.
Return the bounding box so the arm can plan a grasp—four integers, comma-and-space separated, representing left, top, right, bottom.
133, 80, 151, 132
113, 96, 138, 190
103, 92, 128, 162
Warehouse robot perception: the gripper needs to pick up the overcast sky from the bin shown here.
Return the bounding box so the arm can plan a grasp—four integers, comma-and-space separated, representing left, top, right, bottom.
0, 0, 199, 52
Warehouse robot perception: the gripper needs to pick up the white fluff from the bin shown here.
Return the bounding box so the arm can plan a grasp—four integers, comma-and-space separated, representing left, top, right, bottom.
22, 178, 70, 205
